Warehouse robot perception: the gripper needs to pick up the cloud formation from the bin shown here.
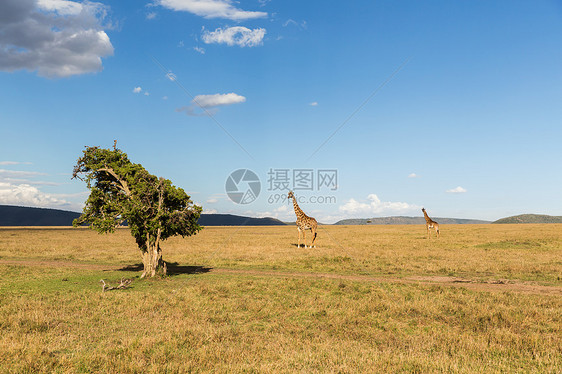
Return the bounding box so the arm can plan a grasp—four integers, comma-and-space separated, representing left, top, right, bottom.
157, 0, 267, 21
0, 181, 71, 208
408, 173, 419, 178
0, 0, 114, 78
0, 169, 45, 179
193, 46, 205, 54
446, 186, 467, 193
283, 19, 306, 29
339, 194, 418, 217
194, 93, 246, 108
202, 26, 266, 47
0, 168, 61, 187
0, 161, 32, 165
177, 92, 246, 116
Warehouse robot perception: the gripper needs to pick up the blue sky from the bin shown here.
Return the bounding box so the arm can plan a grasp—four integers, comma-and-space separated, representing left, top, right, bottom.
1, 0, 562, 223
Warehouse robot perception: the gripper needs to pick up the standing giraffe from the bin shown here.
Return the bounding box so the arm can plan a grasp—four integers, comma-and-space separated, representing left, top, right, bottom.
422, 208, 440, 239
288, 191, 318, 248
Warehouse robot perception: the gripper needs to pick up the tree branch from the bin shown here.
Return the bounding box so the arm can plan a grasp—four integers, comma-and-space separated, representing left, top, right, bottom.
98, 167, 131, 196
100, 278, 132, 292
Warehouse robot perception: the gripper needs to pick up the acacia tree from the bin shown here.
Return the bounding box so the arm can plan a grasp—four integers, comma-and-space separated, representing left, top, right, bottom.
72, 145, 202, 278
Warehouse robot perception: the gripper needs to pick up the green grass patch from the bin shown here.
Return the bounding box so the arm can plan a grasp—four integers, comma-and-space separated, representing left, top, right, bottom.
0, 269, 560, 373
0, 225, 561, 372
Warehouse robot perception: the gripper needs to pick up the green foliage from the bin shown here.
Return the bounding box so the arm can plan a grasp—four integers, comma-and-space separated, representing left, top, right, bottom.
72, 145, 202, 251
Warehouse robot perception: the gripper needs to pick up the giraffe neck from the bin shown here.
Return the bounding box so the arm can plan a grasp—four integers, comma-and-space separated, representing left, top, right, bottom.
292, 196, 306, 220
423, 211, 432, 224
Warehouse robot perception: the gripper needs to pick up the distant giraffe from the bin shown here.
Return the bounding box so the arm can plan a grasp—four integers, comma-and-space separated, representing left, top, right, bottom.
288, 191, 318, 248
422, 208, 440, 239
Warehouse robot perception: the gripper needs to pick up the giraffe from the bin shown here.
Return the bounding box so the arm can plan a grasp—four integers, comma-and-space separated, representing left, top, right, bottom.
288, 191, 318, 248
422, 207, 440, 239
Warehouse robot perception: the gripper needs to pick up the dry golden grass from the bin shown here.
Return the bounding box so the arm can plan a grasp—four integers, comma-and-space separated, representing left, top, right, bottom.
0, 224, 561, 373
2, 224, 560, 283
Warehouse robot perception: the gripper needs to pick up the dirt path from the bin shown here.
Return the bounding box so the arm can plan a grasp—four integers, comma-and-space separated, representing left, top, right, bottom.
213, 268, 562, 296
1, 259, 560, 296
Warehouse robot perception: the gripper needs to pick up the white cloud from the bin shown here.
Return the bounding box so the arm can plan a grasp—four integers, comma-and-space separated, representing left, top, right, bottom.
408, 173, 419, 178
0, 169, 46, 179
193, 46, 205, 54
309, 101, 318, 106
177, 92, 246, 116
37, 0, 83, 15
0, 181, 73, 209
202, 26, 266, 47
133, 86, 142, 93
144, 91, 150, 96
272, 205, 291, 220
0, 161, 32, 165
157, 0, 267, 21
166, 72, 177, 81
241, 206, 292, 222
1, 178, 60, 186
283, 18, 307, 30
193, 93, 246, 108
283, 18, 298, 27
0, 168, 64, 188
339, 194, 419, 217
202, 209, 218, 214
0, 0, 114, 78
176, 106, 214, 117
146, 11, 157, 20
446, 186, 467, 194
206, 198, 218, 203
283, 19, 298, 27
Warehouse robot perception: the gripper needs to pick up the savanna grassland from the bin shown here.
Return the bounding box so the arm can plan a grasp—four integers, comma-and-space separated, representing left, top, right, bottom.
0, 224, 560, 373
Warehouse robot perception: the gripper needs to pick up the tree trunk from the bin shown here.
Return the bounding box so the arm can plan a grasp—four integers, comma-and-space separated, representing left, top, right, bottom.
140, 182, 166, 278
140, 242, 166, 278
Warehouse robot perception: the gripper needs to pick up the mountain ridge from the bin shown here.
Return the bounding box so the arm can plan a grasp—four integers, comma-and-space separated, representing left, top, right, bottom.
492, 214, 562, 224
0, 205, 286, 227
3, 205, 560, 226
334, 216, 491, 225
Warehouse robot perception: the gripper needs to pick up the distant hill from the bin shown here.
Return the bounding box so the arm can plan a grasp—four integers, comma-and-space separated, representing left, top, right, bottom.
198, 214, 286, 226
334, 216, 490, 225
0, 205, 81, 226
493, 214, 562, 224
0, 205, 287, 227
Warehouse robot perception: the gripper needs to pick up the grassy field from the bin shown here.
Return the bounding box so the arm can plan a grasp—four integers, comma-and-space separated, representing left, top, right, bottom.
0, 224, 560, 373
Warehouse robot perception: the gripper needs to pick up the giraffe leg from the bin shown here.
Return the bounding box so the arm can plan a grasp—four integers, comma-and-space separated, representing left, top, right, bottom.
302, 231, 307, 248
310, 227, 317, 248
297, 228, 301, 248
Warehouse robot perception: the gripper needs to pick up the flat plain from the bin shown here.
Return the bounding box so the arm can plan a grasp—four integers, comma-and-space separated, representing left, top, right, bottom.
0, 224, 560, 373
